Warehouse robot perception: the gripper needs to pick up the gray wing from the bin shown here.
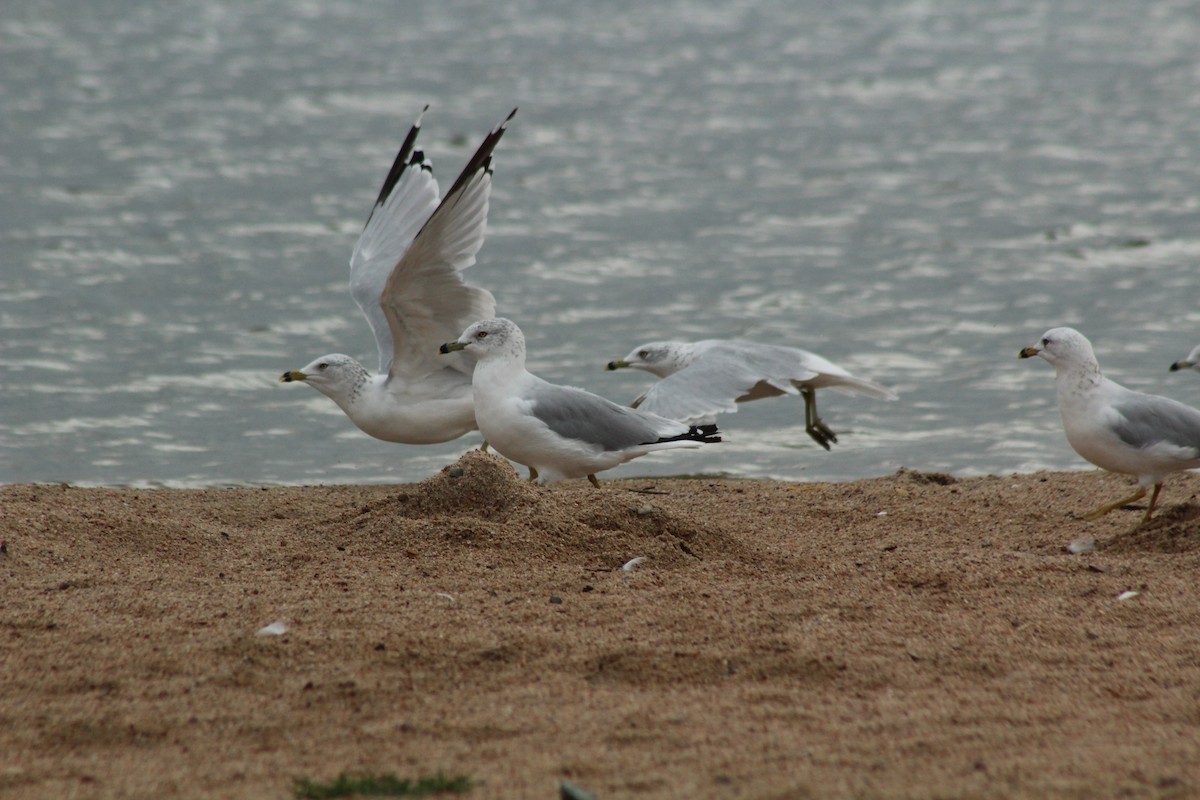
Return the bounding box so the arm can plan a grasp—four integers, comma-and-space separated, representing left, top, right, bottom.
633, 342, 820, 424
1111, 391, 1200, 454
532, 383, 686, 452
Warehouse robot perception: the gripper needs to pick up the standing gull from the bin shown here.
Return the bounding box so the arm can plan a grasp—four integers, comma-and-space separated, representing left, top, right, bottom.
280, 107, 516, 444
1020, 326, 1200, 523
606, 340, 897, 450
1169, 344, 1200, 373
440, 319, 721, 485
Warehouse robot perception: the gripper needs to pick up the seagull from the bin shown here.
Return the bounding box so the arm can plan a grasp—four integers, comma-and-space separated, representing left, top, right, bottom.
1020, 326, 1200, 524
280, 107, 516, 444
439, 318, 721, 486
1169, 344, 1200, 373
605, 340, 897, 450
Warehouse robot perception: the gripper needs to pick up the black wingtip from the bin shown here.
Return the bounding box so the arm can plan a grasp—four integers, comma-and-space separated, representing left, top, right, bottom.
364, 105, 514, 231
411, 107, 517, 238
365, 106, 432, 217
411, 104, 430, 133
654, 423, 721, 445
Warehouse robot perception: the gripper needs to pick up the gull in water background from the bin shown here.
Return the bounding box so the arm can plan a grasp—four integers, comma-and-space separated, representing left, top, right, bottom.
280, 107, 516, 444
606, 340, 897, 450
440, 318, 722, 486
1020, 326, 1200, 524
1169, 344, 1200, 373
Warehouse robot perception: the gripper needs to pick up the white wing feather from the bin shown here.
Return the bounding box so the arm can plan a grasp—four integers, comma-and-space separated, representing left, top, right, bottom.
347, 109, 515, 380
349, 109, 441, 374
381, 168, 497, 380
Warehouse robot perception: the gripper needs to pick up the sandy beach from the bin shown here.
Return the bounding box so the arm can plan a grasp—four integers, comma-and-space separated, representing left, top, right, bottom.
4, 451, 1200, 799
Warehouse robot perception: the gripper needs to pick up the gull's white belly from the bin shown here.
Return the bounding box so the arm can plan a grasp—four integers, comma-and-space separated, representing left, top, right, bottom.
343, 377, 477, 444
352, 396, 477, 444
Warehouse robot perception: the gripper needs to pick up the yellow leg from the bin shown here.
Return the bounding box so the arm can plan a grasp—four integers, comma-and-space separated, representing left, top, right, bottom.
480, 441, 489, 453
1082, 487, 1147, 521
587, 474, 601, 488
1141, 483, 1164, 525
527, 466, 539, 482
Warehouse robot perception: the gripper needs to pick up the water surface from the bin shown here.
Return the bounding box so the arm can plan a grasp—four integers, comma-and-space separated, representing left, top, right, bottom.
5, 0, 1200, 487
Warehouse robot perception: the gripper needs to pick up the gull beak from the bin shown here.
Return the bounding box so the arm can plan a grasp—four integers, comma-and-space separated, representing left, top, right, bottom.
606, 359, 630, 371
280, 370, 307, 383
1170, 361, 1191, 372
1018, 346, 1039, 360
440, 341, 467, 354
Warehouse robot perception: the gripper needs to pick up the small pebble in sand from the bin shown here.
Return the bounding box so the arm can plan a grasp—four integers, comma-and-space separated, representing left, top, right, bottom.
1067, 537, 1095, 554
256, 620, 289, 636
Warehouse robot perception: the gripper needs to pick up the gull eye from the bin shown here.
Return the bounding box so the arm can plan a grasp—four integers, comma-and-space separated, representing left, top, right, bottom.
1041, 338, 1051, 347
638, 350, 649, 359
476, 330, 489, 339
318, 362, 329, 370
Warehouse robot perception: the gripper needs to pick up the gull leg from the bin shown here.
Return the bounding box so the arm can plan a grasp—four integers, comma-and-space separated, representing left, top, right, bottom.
801, 386, 837, 451
588, 474, 601, 488
1141, 483, 1164, 525
480, 441, 490, 453
527, 466, 539, 482
1082, 487, 1147, 521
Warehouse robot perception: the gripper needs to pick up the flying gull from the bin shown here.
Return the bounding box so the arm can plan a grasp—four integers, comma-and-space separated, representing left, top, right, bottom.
607, 339, 896, 450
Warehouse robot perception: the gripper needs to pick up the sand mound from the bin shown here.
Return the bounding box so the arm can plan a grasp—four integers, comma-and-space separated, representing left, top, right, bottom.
328, 451, 742, 571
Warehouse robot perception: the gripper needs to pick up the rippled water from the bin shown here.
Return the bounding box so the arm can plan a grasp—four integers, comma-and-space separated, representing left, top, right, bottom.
5, 0, 1200, 487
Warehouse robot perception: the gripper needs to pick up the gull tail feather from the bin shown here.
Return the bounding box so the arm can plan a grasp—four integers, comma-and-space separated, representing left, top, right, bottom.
649, 423, 722, 446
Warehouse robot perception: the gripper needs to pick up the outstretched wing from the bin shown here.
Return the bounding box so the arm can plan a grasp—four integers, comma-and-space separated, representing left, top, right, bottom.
379, 109, 516, 382
349, 107, 441, 374
632, 342, 820, 424
634, 341, 895, 424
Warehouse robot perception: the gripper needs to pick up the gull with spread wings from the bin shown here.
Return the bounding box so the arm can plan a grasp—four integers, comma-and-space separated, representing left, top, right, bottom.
281, 108, 516, 444
607, 339, 896, 450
